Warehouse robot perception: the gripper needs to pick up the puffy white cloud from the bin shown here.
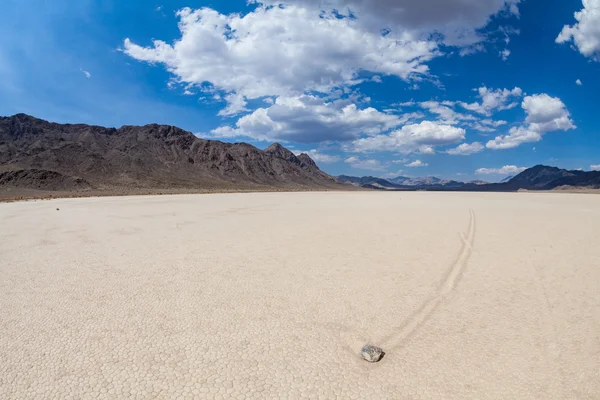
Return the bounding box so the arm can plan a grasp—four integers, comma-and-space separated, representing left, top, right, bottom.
576, 79, 583, 86
401, 86, 517, 133
418, 146, 436, 155
405, 160, 428, 167
556, 0, 600, 60
475, 165, 527, 175
419, 101, 477, 124
500, 49, 511, 60
345, 156, 385, 171
487, 126, 542, 150
399, 86, 518, 134
261, 0, 521, 46
210, 95, 416, 143
123, 5, 439, 111
591, 164, 600, 171
486, 94, 575, 150
522, 94, 573, 126
292, 149, 340, 163
471, 118, 508, 132
351, 120, 465, 153
219, 93, 249, 116
458, 86, 522, 116
446, 142, 485, 155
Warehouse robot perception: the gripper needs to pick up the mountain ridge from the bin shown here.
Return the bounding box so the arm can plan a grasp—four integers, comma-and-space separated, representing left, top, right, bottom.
3, 114, 598, 195
338, 165, 600, 191
0, 114, 342, 192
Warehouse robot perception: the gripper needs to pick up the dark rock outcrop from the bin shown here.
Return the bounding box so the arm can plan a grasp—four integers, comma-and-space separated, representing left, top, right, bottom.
0, 169, 91, 191
0, 114, 340, 191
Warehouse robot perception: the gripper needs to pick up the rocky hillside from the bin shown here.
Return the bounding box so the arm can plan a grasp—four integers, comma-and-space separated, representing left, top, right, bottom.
0, 114, 341, 192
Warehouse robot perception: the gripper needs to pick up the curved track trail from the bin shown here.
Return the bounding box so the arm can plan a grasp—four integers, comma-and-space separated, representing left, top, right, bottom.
338, 209, 477, 355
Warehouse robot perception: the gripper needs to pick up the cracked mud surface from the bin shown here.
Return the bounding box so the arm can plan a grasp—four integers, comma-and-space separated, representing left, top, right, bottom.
1, 192, 599, 399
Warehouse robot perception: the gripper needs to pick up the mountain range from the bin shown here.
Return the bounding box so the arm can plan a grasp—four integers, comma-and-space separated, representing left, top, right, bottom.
338, 175, 487, 190
1, 114, 599, 197
338, 165, 600, 191
0, 114, 342, 194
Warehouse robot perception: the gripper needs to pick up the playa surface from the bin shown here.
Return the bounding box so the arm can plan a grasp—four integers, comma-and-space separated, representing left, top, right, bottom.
1, 192, 599, 399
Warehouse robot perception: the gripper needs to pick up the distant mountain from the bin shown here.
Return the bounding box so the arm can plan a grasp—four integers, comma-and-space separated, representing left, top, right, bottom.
505, 165, 599, 190
545, 171, 600, 189
337, 175, 399, 190
387, 175, 410, 184
339, 175, 469, 190
390, 176, 465, 188
0, 114, 342, 192
467, 180, 489, 185
459, 165, 600, 191
504, 165, 581, 189
338, 166, 600, 192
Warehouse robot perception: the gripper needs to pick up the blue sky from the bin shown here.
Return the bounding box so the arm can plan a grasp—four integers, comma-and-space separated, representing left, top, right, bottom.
1, 0, 599, 181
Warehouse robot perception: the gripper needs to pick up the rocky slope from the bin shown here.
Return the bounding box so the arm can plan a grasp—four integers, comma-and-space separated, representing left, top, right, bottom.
0, 114, 340, 192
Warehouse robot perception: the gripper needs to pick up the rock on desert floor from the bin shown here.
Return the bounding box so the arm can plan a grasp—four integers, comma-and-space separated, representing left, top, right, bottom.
1, 192, 599, 399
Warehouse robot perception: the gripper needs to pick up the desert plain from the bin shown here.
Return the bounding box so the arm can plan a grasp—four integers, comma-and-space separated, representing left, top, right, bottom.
1, 191, 599, 399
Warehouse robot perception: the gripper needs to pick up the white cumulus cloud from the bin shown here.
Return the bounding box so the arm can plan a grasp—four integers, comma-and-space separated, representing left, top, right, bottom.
475, 165, 527, 175
419, 100, 477, 124
219, 93, 249, 117
260, 0, 521, 46
591, 164, 600, 171
292, 149, 340, 163
471, 118, 508, 132
345, 156, 385, 171
576, 79, 583, 86
458, 86, 522, 116
556, 0, 600, 60
446, 142, 485, 155
123, 5, 439, 113
351, 120, 465, 154
210, 95, 417, 143
405, 160, 428, 167
399, 86, 518, 133
486, 94, 575, 150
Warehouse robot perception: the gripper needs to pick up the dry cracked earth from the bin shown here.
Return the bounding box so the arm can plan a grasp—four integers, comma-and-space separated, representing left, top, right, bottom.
1, 192, 599, 399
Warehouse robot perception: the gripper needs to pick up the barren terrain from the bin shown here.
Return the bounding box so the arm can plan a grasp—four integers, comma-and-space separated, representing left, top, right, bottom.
1, 192, 599, 399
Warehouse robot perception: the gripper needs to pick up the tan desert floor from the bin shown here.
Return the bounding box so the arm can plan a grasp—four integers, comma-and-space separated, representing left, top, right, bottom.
1, 192, 599, 399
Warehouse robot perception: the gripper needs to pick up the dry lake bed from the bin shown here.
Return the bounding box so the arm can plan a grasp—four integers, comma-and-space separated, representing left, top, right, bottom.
1, 192, 599, 399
